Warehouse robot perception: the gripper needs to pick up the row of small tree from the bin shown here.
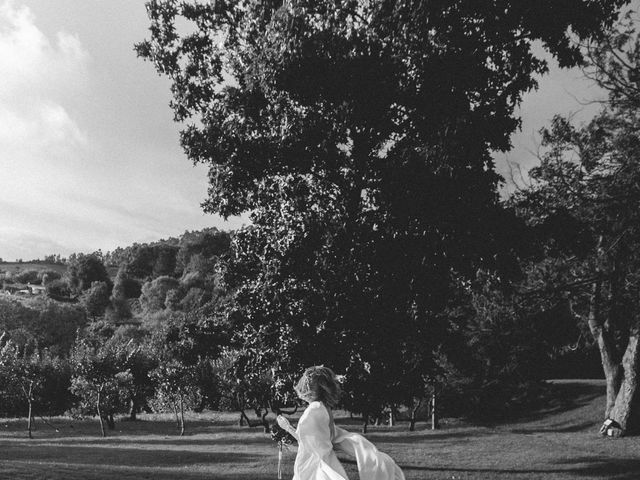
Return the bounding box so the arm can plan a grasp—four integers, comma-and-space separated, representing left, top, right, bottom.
0, 313, 226, 438
0, 234, 601, 437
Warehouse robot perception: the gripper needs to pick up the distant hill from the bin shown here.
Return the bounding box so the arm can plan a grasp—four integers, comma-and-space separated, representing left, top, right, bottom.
0, 262, 122, 283
0, 227, 232, 283
0, 262, 67, 276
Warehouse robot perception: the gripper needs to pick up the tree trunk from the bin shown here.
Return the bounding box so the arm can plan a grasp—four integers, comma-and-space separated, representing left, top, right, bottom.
27, 382, 33, 440
172, 400, 180, 428
587, 277, 625, 435
239, 409, 266, 428
608, 334, 640, 435
96, 389, 106, 437
592, 322, 623, 422
237, 395, 246, 426
179, 393, 185, 436
106, 414, 115, 430
409, 398, 422, 432
240, 409, 251, 426
431, 392, 438, 430
129, 397, 137, 421
261, 408, 269, 433
588, 279, 622, 416
587, 266, 640, 436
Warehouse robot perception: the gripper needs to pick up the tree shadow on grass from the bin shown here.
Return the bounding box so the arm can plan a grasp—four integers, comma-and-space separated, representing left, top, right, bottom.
366, 428, 490, 444
11, 436, 272, 447
0, 461, 284, 480
2, 421, 272, 442
461, 380, 606, 430
0, 441, 288, 480
395, 457, 640, 480
553, 456, 640, 479
0, 443, 266, 468
510, 380, 604, 422
509, 420, 597, 434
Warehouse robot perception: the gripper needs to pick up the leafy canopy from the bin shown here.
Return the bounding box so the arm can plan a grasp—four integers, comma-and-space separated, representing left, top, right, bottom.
138, 0, 626, 216
137, 0, 628, 411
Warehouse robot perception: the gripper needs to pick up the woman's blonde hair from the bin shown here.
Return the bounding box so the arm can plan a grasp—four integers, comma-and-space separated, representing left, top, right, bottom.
294, 366, 341, 408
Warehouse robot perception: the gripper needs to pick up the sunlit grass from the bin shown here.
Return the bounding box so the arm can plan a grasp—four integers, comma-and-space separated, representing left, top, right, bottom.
1, 380, 639, 480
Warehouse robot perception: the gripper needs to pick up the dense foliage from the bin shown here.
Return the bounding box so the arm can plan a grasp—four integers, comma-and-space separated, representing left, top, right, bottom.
136, 0, 626, 428
513, 13, 640, 435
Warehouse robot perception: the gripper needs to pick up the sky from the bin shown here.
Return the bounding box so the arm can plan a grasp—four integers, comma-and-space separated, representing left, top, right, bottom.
0, 1, 613, 261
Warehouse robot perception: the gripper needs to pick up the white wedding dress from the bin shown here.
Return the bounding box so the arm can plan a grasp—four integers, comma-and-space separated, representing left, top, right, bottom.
289, 401, 405, 480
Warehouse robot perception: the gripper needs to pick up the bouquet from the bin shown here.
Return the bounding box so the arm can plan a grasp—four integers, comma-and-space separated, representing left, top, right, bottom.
270, 416, 297, 479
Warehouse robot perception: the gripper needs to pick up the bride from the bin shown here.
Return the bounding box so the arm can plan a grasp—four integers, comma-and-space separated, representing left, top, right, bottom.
277, 366, 405, 480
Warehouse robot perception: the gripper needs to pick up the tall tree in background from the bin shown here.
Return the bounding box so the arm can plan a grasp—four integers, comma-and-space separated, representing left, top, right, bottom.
515, 13, 640, 436
81, 281, 112, 320
137, 0, 627, 413
66, 253, 111, 294
109, 267, 134, 321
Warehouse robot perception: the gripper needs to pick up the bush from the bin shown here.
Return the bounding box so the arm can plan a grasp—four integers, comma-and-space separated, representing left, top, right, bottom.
39, 270, 62, 284
140, 276, 181, 312
37, 355, 74, 416
67, 254, 111, 293
81, 281, 112, 319
46, 279, 72, 299
119, 277, 142, 299
14, 269, 40, 284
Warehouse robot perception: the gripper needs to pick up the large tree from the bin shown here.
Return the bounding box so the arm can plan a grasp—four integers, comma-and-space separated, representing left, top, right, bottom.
515, 14, 640, 436
137, 0, 627, 415
66, 253, 111, 294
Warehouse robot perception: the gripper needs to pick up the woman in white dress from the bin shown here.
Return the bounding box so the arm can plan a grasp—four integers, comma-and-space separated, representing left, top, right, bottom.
277, 366, 405, 480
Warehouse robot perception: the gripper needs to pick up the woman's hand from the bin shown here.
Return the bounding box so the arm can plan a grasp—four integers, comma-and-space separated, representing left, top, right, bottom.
277, 415, 298, 439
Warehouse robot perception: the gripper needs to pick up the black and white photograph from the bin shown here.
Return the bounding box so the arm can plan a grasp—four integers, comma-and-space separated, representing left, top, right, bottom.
1, 1, 640, 478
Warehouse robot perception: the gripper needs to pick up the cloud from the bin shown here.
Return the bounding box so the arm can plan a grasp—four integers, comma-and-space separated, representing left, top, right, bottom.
0, 2, 240, 261
0, 1, 94, 259
0, 0, 89, 185
0, 1, 88, 101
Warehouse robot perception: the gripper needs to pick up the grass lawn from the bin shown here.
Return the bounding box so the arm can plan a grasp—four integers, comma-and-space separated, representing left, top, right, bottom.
1, 380, 639, 480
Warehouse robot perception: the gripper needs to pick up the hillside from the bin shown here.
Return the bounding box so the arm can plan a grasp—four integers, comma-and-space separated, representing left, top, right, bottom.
0, 261, 119, 280
0, 228, 231, 285
0, 262, 67, 276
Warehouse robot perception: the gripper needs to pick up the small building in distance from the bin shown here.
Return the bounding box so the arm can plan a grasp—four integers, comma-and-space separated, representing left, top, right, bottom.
1, 283, 46, 296
28, 284, 47, 295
